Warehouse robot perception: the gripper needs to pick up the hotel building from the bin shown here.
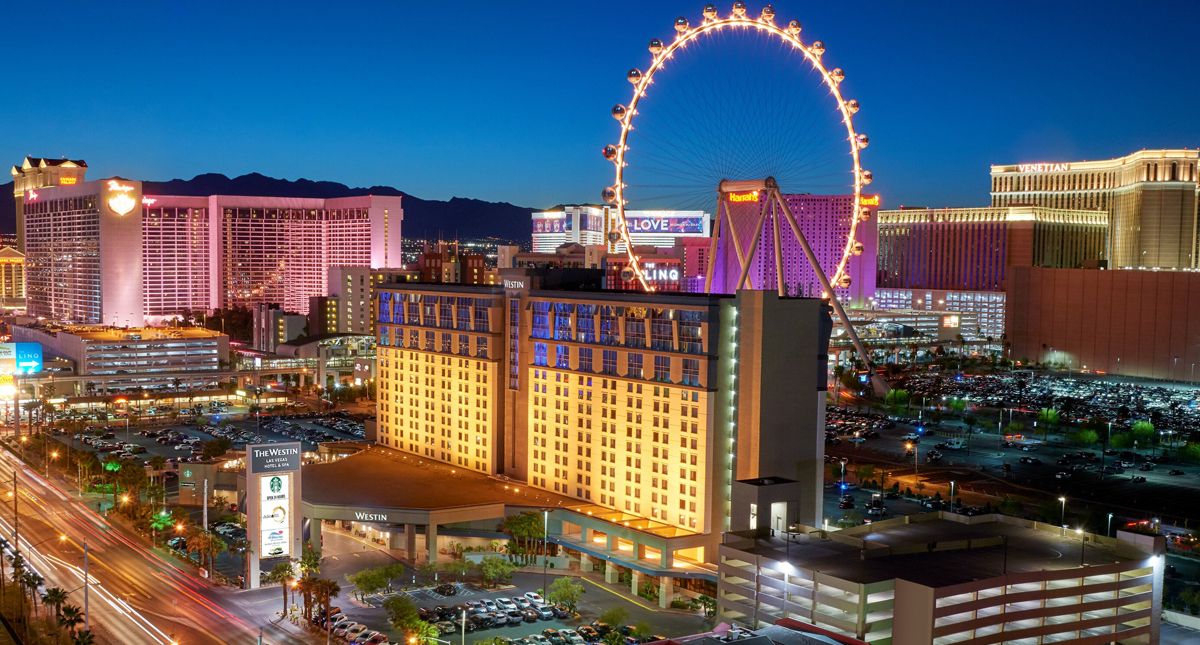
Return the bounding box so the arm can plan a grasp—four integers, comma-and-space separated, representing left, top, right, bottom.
373, 276, 832, 592
12, 158, 403, 324
745, 194, 879, 306
717, 512, 1164, 644
532, 206, 711, 253
309, 266, 413, 337
20, 177, 145, 326
874, 205, 1107, 339
499, 243, 687, 293
991, 149, 1200, 269
0, 246, 26, 309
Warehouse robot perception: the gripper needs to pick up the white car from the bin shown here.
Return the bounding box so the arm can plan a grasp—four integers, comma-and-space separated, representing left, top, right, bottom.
481, 598, 499, 611
900, 432, 920, 441
342, 624, 369, 641
498, 598, 518, 611
524, 591, 546, 605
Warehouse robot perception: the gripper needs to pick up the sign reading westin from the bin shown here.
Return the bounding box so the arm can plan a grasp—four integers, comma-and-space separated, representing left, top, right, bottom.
249, 442, 302, 474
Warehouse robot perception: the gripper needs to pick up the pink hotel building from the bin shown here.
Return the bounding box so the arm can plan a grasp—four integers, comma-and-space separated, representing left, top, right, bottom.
14, 164, 402, 325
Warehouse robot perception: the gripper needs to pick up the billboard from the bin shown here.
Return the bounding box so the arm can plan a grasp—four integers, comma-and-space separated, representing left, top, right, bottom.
0, 343, 43, 375
625, 212, 707, 235
259, 474, 291, 558
249, 443, 301, 473
532, 213, 566, 234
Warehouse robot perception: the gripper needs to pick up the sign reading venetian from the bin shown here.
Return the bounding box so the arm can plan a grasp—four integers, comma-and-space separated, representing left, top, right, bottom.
1017, 163, 1070, 173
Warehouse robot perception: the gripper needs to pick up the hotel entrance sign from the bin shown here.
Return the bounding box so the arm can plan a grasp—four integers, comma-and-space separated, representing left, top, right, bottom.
245, 442, 302, 589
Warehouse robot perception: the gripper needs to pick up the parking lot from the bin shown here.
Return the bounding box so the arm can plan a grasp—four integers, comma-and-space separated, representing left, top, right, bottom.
55, 411, 368, 470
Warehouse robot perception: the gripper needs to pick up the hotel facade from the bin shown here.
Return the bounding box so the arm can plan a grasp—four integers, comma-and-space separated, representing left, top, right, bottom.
990, 149, 1200, 269
532, 206, 711, 253
373, 275, 833, 593
12, 159, 403, 323
874, 205, 1107, 340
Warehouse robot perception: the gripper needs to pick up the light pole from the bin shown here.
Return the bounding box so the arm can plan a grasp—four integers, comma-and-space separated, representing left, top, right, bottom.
949, 480, 956, 511
1076, 528, 1086, 566
542, 509, 550, 598
839, 458, 848, 491
1058, 496, 1067, 528
1107, 513, 1114, 538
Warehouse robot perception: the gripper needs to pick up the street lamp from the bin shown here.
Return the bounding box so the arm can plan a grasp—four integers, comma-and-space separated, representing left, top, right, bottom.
1058, 496, 1067, 528
839, 458, 848, 491
1076, 527, 1086, 566
949, 480, 956, 511
542, 509, 550, 600
1107, 513, 1114, 538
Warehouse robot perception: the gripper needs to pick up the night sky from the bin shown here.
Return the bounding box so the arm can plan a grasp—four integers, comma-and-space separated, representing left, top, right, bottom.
5, 1, 1198, 210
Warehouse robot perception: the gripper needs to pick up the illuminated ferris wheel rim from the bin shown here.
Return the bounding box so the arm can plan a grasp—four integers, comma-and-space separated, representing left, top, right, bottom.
603, 2, 872, 294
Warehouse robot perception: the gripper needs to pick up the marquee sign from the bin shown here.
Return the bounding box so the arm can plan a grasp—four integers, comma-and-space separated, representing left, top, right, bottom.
245, 442, 302, 587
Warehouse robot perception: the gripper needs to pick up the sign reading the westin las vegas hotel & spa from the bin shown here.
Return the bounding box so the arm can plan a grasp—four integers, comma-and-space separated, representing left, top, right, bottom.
245, 442, 302, 588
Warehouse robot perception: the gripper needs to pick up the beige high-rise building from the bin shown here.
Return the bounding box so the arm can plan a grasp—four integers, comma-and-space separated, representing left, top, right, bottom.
0, 246, 26, 308
10, 156, 88, 253
991, 149, 1200, 269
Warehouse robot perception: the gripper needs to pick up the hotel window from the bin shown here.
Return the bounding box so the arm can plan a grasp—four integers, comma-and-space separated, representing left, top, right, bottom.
473, 299, 490, 331
534, 342, 549, 367
653, 356, 671, 382
625, 316, 646, 348
424, 331, 435, 351
578, 347, 593, 373
508, 298, 520, 389
650, 314, 674, 350
679, 311, 703, 353
379, 327, 391, 346
555, 345, 570, 369
441, 333, 452, 353
477, 337, 489, 358
682, 358, 700, 386
456, 298, 471, 330
458, 334, 470, 355
599, 307, 619, 345
378, 292, 393, 323
531, 302, 552, 339
627, 353, 644, 379
553, 303, 574, 340
602, 350, 617, 375
422, 296, 437, 325
576, 304, 597, 343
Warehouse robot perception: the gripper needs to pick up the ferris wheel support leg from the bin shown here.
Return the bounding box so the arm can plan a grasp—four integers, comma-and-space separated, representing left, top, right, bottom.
770, 200, 786, 297
725, 204, 750, 276
703, 201, 725, 294
734, 200, 771, 291
773, 190, 888, 397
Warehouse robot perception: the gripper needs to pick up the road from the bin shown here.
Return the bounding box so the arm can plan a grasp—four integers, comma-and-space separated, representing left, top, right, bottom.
0, 447, 293, 644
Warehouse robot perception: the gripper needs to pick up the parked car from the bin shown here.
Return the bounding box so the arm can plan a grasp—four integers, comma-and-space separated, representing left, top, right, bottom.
525, 591, 546, 605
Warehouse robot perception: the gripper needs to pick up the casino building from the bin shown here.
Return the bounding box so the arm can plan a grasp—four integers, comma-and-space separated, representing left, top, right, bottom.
353, 273, 833, 603
990, 149, 1200, 269
531, 205, 710, 253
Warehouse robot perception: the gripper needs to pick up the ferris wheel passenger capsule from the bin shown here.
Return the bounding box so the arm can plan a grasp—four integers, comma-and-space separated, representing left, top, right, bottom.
608, 232, 621, 244
602, 187, 618, 204
648, 38, 664, 54
760, 5, 775, 22
860, 169, 873, 185
858, 210, 871, 223
703, 4, 718, 20
837, 274, 852, 288
620, 267, 636, 282
602, 145, 619, 161
851, 241, 865, 256
856, 134, 869, 150
845, 99, 860, 114
611, 104, 628, 120
786, 20, 801, 35
627, 68, 643, 84
731, 1, 747, 18
809, 41, 825, 57
830, 68, 845, 84
674, 17, 689, 32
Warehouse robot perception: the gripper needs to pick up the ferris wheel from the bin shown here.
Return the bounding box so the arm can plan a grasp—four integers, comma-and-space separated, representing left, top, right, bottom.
601, 1, 872, 295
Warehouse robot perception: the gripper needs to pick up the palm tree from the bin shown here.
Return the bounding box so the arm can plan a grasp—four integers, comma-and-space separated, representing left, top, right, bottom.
147, 455, 167, 485
266, 561, 295, 617
312, 578, 341, 627
296, 576, 316, 622
42, 586, 68, 621
205, 533, 228, 574
73, 629, 95, 645
59, 604, 84, 639
186, 531, 211, 569
24, 571, 44, 618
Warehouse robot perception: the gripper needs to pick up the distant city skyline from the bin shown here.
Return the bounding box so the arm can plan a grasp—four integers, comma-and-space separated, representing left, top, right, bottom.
5, 0, 1199, 210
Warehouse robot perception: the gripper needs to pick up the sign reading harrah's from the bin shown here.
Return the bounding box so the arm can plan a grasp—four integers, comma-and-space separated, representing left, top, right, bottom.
249, 442, 302, 474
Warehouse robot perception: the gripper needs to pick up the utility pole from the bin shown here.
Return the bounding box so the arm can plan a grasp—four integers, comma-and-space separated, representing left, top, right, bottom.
203, 479, 209, 530
83, 541, 90, 631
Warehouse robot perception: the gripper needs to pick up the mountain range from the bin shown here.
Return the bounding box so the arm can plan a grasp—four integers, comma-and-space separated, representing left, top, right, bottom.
0, 172, 534, 240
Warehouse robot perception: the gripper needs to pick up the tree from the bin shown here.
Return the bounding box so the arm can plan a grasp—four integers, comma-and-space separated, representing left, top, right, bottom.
1131, 420, 1155, 449
384, 595, 422, 632
599, 606, 628, 627
24, 570, 45, 618
41, 586, 68, 620
202, 437, 233, 460
73, 630, 95, 645
299, 541, 322, 577
1182, 442, 1200, 464
1037, 408, 1060, 441
603, 631, 627, 645
348, 566, 389, 600
998, 496, 1023, 516
266, 561, 295, 617
59, 604, 84, 638
546, 577, 584, 612
1072, 429, 1099, 446
502, 512, 545, 565
853, 464, 876, 486
479, 556, 516, 587
296, 576, 316, 622
312, 578, 341, 627
696, 594, 717, 619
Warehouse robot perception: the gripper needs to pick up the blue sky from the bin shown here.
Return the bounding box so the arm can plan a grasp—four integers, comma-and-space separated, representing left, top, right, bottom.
5, 1, 1198, 209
